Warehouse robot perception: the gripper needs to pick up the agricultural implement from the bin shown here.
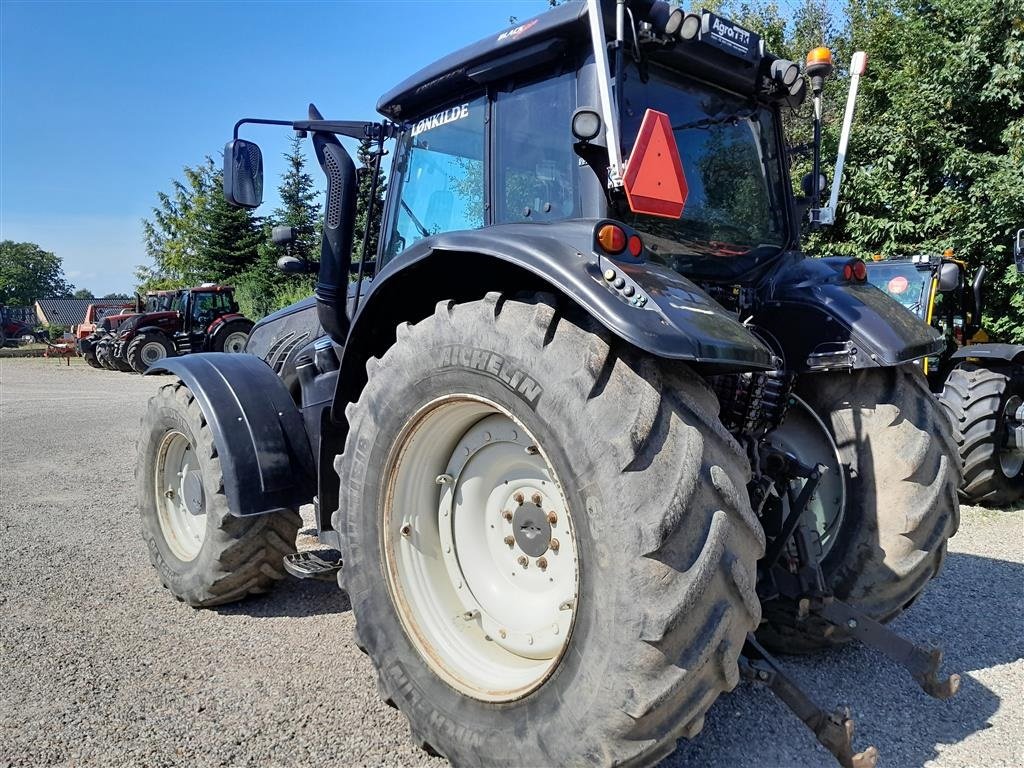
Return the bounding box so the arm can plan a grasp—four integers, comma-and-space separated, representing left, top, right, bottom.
865, 253, 1024, 505
135, 3, 963, 765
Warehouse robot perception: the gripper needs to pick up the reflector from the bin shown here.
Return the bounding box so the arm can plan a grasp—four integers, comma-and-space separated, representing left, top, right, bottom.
627, 235, 643, 257
623, 110, 689, 219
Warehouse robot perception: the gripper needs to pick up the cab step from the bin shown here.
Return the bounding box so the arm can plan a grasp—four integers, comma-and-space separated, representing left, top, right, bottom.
283, 550, 343, 581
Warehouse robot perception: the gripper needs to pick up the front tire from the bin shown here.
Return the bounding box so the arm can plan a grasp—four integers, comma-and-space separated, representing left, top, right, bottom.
759, 365, 960, 653
335, 293, 764, 766
137, 381, 301, 606
127, 331, 175, 373
939, 366, 1024, 506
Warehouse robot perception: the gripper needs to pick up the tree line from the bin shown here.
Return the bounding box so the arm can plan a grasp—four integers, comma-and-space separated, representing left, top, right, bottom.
0, 240, 130, 306
137, 136, 385, 320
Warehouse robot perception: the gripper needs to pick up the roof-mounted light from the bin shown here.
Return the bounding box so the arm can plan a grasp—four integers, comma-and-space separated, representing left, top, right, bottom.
805, 46, 834, 85
679, 13, 701, 41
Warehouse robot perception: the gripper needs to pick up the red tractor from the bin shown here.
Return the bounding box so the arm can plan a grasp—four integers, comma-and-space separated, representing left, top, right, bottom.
110, 284, 253, 373
84, 292, 177, 370
75, 301, 137, 367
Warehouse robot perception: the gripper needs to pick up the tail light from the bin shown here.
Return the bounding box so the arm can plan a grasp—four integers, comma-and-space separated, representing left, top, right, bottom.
597, 224, 627, 254
842, 258, 868, 282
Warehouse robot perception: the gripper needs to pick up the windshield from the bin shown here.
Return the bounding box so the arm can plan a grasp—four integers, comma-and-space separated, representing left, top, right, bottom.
618, 65, 789, 280
863, 262, 932, 318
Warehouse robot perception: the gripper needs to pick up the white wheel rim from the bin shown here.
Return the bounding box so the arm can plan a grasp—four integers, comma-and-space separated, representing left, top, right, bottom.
382, 395, 579, 702
154, 430, 206, 561
222, 331, 248, 353
1000, 395, 1023, 478
141, 342, 167, 365
766, 396, 847, 558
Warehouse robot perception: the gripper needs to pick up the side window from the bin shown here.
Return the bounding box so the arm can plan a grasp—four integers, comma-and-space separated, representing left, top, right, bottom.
494, 71, 577, 223
386, 96, 486, 257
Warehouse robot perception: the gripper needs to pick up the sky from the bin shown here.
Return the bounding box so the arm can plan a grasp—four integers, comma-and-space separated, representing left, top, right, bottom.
0, 0, 554, 296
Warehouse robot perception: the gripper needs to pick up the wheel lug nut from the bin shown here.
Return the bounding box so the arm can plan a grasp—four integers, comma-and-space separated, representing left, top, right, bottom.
531, 493, 542, 506
400, 524, 411, 537
549, 538, 560, 552
513, 492, 524, 504
547, 511, 557, 525
518, 556, 529, 568
504, 535, 515, 547
537, 557, 548, 570
502, 510, 513, 522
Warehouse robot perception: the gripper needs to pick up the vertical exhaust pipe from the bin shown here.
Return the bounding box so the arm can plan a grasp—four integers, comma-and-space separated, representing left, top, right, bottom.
308, 103, 356, 344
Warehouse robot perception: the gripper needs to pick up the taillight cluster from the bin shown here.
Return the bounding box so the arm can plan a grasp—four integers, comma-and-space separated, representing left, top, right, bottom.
596, 223, 643, 258
842, 258, 868, 282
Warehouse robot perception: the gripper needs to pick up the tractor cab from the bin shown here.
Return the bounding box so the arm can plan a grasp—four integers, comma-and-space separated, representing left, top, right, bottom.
169, 285, 240, 352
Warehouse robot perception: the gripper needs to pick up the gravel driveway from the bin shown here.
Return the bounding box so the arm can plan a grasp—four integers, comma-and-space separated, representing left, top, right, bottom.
2, 358, 1021, 767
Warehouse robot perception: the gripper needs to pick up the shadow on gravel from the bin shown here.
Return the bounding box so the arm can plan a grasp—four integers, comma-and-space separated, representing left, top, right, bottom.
216, 576, 351, 619
663, 551, 1023, 767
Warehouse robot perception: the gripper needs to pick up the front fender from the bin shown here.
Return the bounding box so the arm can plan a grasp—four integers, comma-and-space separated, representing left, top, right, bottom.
148, 353, 316, 516
753, 256, 945, 370
950, 343, 1024, 365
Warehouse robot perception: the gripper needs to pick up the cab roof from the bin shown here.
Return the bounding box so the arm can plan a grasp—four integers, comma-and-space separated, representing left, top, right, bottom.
376, 1, 587, 119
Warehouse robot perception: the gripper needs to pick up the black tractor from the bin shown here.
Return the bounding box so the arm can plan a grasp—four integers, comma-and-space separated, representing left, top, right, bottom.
135, 3, 962, 766
865, 252, 1024, 506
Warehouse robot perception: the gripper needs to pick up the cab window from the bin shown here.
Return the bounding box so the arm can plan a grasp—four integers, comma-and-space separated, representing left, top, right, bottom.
385, 96, 486, 258
494, 71, 578, 223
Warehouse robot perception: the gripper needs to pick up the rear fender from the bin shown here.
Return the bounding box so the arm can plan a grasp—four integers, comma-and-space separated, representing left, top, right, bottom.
148, 353, 316, 516
752, 256, 945, 371
334, 220, 774, 419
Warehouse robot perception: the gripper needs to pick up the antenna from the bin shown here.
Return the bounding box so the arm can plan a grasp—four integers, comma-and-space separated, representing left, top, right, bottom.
820, 51, 867, 226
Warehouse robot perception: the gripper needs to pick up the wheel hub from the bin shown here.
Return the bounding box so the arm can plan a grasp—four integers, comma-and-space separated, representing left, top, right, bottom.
512, 500, 552, 557
142, 342, 166, 364
182, 470, 205, 516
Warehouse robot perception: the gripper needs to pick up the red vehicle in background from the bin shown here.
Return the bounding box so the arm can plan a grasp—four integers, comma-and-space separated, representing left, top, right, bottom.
82, 292, 178, 369
0, 304, 41, 347
73, 301, 136, 342
110, 284, 253, 373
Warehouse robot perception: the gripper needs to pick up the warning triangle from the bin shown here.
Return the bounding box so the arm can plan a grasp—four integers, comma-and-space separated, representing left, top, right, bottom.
623, 109, 688, 219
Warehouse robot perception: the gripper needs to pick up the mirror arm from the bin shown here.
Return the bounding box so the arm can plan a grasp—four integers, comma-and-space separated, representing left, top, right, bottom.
233, 117, 294, 140
234, 117, 400, 142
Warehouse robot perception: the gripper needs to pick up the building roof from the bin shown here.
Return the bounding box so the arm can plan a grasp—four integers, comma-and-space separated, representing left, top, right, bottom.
34, 298, 102, 327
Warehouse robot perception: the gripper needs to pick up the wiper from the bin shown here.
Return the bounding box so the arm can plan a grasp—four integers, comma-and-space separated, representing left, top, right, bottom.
673, 108, 757, 131
401, 200, 432, 239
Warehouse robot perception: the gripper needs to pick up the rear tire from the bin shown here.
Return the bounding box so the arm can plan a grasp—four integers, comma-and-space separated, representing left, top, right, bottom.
758, 365, 960, 653
335, 293, 764, 766
83, 349, 101, 368
939, 366, 1024, 506
137, 381, 301, 607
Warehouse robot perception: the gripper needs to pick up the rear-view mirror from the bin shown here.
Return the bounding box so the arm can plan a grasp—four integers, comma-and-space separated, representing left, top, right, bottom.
1015, 228, 1023, 275
937, 261, 961, 292
223, 139, 264, 208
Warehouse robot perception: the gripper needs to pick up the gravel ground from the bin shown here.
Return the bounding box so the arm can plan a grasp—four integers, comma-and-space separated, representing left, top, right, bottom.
1, 358, 1021, 768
